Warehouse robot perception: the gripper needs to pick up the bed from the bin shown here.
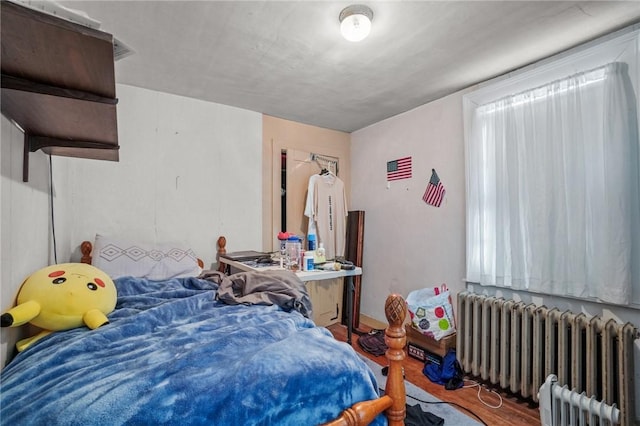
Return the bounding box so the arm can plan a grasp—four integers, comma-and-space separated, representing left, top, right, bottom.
0, 236, 407, 425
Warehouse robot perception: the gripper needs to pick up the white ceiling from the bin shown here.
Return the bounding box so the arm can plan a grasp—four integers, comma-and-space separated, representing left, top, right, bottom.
58, 1, 640, 133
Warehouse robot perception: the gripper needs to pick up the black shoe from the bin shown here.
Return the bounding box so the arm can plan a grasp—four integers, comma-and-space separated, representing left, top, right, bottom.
381, 365, 405, 378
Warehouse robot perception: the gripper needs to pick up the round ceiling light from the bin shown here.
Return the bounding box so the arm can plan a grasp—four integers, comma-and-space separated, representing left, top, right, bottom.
339, 5, 373, 42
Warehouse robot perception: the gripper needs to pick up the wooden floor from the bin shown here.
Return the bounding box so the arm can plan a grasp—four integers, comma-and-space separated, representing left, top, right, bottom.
327, 323, 541, 426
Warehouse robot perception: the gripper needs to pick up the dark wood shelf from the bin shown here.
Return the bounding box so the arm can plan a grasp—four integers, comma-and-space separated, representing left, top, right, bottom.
1, 1, 120, 181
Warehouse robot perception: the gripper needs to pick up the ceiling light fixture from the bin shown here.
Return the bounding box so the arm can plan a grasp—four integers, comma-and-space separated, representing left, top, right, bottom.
339, 4, 373, 42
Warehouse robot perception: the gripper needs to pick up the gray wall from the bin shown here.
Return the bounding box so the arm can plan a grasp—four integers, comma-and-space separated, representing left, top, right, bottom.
351, 89, 468, 322
0, 84, 262, 366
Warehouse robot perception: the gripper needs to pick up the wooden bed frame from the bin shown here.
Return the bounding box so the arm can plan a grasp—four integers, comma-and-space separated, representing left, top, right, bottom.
81, 237, 408, 426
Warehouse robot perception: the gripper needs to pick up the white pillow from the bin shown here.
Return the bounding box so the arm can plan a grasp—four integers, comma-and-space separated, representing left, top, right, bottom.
92, 234, 201, 280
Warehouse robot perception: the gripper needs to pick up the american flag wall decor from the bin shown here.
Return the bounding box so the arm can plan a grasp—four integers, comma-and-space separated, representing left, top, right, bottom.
423, 168, 446, 207
386, 156, 412, 181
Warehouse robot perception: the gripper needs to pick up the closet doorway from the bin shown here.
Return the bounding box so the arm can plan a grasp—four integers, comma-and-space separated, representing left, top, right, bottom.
279, 148, 345, 327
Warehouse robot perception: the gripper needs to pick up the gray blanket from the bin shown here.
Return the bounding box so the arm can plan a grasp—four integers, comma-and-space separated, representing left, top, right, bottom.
199, 269, 313, 319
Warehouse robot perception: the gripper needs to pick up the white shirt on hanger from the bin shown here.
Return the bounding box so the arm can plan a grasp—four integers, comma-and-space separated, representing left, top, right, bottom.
305, 172, 347, 261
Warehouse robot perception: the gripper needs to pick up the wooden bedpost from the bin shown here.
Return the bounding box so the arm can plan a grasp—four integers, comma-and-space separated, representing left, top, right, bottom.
216, 236, 227, 273
384, 294, 407, 425
322, 294, 407, 426
80, 241, 92, 264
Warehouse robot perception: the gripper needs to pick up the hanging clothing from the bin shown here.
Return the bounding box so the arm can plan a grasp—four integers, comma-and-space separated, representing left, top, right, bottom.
305, 172, 347, 260
304, 174, 321, 237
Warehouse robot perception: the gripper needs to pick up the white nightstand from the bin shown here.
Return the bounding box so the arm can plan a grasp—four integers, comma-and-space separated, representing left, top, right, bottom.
219, 256, 362, 344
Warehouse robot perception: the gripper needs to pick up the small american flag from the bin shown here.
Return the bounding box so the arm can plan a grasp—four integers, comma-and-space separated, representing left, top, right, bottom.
387, 156, 412, 181
423, 169, 445, 207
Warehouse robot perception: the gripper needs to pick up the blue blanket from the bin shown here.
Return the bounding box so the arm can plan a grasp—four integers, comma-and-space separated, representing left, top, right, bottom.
1, 276, 385, 425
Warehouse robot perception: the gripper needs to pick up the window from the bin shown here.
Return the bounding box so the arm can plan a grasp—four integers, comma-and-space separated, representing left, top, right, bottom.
463, 27, 640, 306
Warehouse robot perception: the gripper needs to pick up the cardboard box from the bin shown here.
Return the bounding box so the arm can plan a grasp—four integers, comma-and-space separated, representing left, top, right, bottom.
405, 324, 456, 358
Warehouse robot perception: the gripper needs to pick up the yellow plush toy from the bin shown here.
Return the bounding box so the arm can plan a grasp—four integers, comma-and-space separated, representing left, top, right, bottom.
1, 263, 117, 352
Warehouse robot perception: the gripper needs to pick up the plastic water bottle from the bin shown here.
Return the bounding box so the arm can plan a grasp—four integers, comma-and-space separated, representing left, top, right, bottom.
307, 234, 316, 251
277, 232, 289, 257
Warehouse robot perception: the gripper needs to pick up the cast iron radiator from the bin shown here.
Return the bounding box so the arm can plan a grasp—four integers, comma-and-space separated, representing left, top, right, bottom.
456, 292, 639, 425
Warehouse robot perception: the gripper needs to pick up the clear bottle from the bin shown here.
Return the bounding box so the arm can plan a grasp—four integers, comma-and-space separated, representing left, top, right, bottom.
277, 232, 289, 257
316, 242, 326, 263
285, 236, 302, 271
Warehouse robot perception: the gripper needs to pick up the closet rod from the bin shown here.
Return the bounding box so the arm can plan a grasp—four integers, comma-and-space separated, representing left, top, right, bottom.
310, 153, 339, 175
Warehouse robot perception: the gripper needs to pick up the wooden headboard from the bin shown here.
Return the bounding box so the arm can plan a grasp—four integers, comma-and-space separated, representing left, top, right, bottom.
216, 236, 227, 272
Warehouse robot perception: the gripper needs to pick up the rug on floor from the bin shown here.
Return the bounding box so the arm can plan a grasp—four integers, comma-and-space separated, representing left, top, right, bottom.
361, 356, 483, 425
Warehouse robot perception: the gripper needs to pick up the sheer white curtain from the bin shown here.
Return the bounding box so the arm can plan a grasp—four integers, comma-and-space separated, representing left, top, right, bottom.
465, 62, 639, 305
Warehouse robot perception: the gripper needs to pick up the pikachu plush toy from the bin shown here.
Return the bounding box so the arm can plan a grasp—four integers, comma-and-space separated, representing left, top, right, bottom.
1, 263, 117, 352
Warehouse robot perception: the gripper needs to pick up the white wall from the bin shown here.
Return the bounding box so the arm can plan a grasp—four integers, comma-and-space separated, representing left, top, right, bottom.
351, 90, 468, 322
1, 115, 54, 366
61, 84, 263, 268
0, 84, 262, 366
